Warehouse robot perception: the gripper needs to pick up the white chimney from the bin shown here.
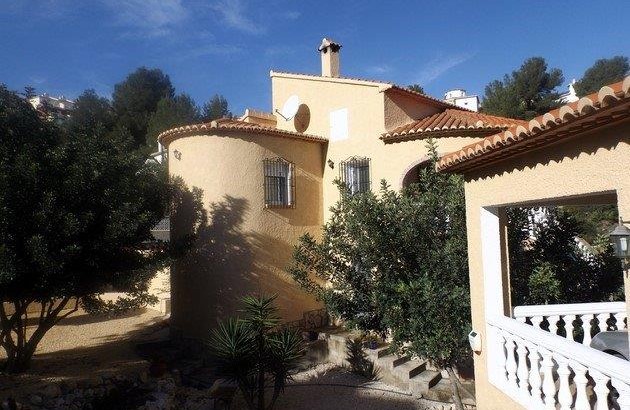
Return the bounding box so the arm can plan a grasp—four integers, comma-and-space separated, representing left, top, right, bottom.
318, 38, 341, 78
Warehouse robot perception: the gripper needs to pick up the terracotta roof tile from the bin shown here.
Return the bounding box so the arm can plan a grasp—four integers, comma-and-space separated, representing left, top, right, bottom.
381, 109, 526, 142
157, 118, 326, 146
437, 76, 630, 173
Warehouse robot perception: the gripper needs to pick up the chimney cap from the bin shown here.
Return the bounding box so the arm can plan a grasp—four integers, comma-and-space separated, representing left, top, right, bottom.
318, 38, 341, 53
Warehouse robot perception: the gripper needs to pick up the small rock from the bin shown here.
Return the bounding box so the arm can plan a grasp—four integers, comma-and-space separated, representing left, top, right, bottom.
43, 383, 62, 398
29, 395, 43, 405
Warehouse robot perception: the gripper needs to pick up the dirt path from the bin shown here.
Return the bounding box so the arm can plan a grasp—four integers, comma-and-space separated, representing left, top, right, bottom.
0, 308, 166, 398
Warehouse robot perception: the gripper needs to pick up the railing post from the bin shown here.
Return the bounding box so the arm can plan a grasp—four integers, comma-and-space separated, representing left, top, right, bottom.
515, 336, 530, 399
505, 335, 518, 389
528, 344, 544, 408
556, 356, 572, 410
591, 369, 611, 410
541, 349, 557, 410
573, 364, 590, 410
564, 314, 576, 342
612, 378, 630, 410
582, 314, 594, 345
531, 315, 544, 330
548, 315, 560, 335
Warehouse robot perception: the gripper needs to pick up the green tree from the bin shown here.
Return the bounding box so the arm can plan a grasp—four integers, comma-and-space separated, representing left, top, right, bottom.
482, 57, 563, 120
66, 89, 115, 134
202, 94, 232, 121
112, 67, 175, 149
507, 207, 623, 306
527, 263, 561, 305
22, 86, 36, 100
210, 294, 305, 410
407, 84, 425, 94
289, 140, 471, 409
0, 85, 175, 373
574, 56, 629, 97
146, 94, 200, 148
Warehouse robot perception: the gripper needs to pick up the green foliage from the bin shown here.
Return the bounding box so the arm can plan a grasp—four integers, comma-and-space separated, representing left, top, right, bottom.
575, 56, 629, 97
202, 94, 232, 121
112, 67, 175, 149
407, 84, 425, 94
288, 140, 470, 404
146, 94, 201, 147
0, 85, 180, 373
481, 57, 563, 120
527, 263, 561, 305
345, 337, 378, 380
209, 294, 305, 410
66, 89, 115, 134
507, 207, 623, 306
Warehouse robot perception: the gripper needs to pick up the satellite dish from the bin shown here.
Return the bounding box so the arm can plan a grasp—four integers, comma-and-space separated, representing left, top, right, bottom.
276, 95, 300, 121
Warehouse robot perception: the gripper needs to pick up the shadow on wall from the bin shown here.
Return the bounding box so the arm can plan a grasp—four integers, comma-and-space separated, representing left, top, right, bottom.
170, 183, 320, 340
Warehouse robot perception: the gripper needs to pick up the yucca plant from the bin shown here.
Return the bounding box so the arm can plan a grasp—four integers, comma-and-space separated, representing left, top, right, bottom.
209, 294, 305, 410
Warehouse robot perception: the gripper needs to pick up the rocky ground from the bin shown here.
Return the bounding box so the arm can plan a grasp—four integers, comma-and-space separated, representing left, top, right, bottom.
0, 309, 472, 409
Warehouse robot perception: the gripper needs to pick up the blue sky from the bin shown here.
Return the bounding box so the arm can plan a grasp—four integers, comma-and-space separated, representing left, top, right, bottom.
1, 1, 628, 114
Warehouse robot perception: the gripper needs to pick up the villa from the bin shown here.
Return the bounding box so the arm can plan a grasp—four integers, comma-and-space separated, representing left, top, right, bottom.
159, 38, 630, 409
158, 38, 523, 341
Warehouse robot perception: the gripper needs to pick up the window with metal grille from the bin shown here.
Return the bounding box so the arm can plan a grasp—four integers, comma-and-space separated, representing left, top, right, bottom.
263, 158, 295, 208
339, 156, 371, 194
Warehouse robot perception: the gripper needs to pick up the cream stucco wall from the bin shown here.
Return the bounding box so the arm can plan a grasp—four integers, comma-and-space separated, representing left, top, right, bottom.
461, 120, 630, 410
167, 131, 325, 340
270, 73, 479, 220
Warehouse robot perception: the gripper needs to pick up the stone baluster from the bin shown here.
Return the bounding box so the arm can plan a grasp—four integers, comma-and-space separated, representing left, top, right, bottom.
528, 344, 544, 408
556, 356, 572, 410
531, 315, 544, 330
612, 379, 630, 410
515, 337, 530, 398
494, 328, 508, 383
582, 314, 594, 345
595, 313, 610, 334
505, 335, 518, 389
548, 315, 560, 335
516, 316, 527, 323
591, 369, 611, 410
613, 311, 627, 330
573, 364, 590, 410
564, 314, 576, 342
541, 349, 557, 410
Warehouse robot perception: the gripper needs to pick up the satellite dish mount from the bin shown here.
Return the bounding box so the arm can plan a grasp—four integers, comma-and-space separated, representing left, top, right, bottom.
276, 95, 300, 121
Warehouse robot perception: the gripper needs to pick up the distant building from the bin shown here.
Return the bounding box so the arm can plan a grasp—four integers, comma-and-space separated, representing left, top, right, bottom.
443, 89, 479, 111
29, 93, 75, 123
557, 79, 579, 103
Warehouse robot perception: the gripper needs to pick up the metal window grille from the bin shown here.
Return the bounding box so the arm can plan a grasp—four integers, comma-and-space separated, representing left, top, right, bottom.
263, 158, 295, 208
339, 156, 371, 194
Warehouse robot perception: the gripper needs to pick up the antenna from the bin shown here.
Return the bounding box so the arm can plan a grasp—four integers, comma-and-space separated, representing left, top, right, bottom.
275, 95, 300, 121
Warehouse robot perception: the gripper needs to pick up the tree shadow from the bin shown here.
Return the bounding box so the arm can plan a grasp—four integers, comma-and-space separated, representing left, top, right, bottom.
170, 184, 320, 341
0, 310, 166, 400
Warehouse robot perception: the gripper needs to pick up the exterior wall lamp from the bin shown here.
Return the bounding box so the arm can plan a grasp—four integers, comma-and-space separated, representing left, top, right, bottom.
609, 218, 630, 265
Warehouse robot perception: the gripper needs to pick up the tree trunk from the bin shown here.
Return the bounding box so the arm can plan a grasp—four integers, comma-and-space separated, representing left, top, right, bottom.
1, 297, 75, 374
446, 366, 465, 410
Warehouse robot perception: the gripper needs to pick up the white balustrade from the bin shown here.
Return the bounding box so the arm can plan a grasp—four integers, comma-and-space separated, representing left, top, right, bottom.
513, 302, 627, 345
488, 315, 630, 410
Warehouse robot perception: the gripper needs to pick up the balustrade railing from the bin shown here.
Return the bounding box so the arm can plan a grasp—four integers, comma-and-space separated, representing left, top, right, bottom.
513, 302, 628, 345
487, 315, 630, 410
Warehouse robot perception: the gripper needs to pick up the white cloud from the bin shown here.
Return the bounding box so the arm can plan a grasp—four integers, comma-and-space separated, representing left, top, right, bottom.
104, 0, 189, 37
365, 64, 392, 75
210, 0, 265, 35
264, 45, 296, 57
414, 52, 475, 85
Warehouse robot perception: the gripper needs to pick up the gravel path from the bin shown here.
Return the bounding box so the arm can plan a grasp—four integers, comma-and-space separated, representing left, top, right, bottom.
231, 363, 456, 410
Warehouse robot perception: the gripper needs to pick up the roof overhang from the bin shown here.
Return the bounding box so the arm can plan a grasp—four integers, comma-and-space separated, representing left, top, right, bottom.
437, 77, 630, 174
